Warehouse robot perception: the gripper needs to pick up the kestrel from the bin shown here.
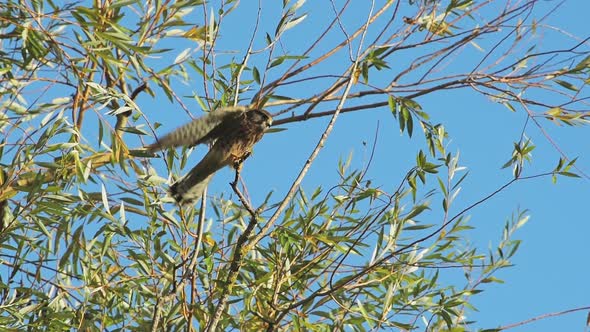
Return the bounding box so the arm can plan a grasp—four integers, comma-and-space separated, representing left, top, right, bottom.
146, 106, 272, 204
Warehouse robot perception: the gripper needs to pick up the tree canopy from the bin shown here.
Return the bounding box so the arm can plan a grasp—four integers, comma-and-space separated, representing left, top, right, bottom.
0, 1, 588, 331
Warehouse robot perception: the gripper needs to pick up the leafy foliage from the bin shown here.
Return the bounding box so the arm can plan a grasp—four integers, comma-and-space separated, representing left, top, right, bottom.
0, 0, 587, 331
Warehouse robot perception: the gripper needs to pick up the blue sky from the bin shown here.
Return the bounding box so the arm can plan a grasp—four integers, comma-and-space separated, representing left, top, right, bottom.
139, 1, 589, 330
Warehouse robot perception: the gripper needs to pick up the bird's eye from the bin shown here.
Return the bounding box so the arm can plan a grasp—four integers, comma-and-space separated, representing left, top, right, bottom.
248, 110, 271, 127
254, 112, 265, 121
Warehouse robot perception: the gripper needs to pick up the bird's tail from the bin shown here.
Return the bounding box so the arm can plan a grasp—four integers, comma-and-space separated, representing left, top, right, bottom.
169, 149, 227, 205
169, 173, 214, 205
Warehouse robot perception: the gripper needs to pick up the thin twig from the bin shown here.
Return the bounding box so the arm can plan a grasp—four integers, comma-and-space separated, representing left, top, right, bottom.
497, 306, 590, 330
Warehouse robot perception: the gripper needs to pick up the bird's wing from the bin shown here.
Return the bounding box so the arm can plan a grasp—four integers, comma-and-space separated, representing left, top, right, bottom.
145, 106, 246, 153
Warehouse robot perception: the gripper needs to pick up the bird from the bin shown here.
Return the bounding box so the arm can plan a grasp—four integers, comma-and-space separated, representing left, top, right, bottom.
146, 106, 272, 205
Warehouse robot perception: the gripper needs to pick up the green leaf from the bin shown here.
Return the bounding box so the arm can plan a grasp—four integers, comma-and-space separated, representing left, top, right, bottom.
554, 79, 578, 91
284, 14, 307, 31
558, 171, 580, 178
404, 224, 434, 230
405, 204, 430, 220
111, 0, 139, 9
270, 57, 285, 68
362, 61, 369, 84
120, 126, 149, 135
252, 66, 260, 84
406, 111, 414, 137
481, 276, 504, 284
388, 96, 397, 116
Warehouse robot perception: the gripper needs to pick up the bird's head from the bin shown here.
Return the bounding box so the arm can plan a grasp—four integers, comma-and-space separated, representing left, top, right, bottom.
248, 109, 273, 130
